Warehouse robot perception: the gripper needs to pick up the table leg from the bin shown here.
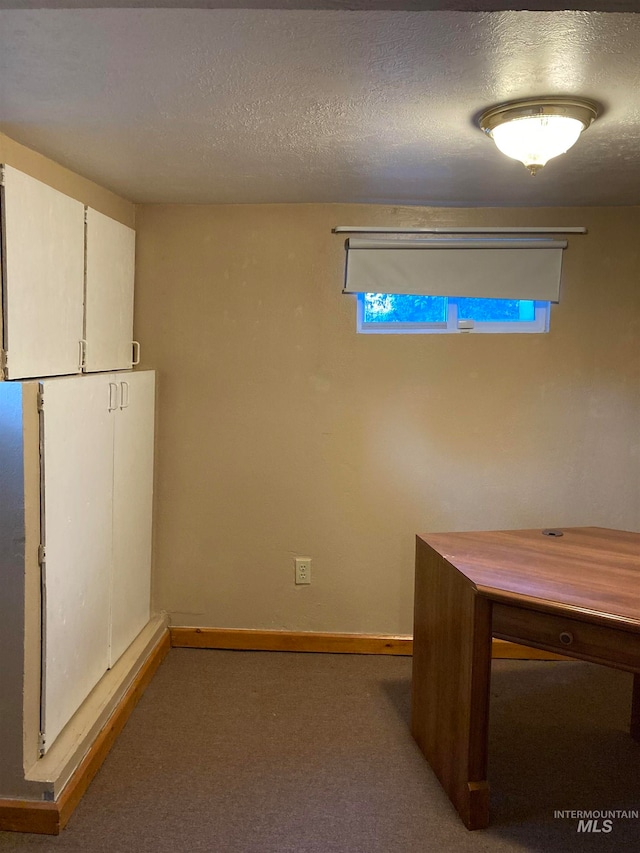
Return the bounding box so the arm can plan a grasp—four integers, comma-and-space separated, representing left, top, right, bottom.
411, 537, 493, 830
631, 673, 640, 743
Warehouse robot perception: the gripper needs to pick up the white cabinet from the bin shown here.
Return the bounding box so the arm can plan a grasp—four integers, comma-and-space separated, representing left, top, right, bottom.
1, 165, 137, 381
84, 208, 136, 373
40, 375, 113, 749
0, 163, 151, 762
0, 164, 85, 380
39, 370, 155, 752
110, 370, 155, 664
0, 163, 152, 795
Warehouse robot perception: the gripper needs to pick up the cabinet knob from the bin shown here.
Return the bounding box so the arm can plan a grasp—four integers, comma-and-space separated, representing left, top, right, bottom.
559, 631, 574, 646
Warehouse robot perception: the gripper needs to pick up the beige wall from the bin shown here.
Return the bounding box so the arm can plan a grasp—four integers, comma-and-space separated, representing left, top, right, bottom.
0, 132, 134, 227
135, 203, 640, 635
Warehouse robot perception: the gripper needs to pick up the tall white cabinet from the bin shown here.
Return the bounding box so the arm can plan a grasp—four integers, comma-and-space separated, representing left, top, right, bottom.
0, 164, 155, 763
39, 372, 155, 752
110, 372, 155, 665
39, 375, 114, 751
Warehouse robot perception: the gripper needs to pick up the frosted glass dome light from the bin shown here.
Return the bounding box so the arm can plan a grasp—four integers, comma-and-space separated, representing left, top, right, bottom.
479, 97, 599, 175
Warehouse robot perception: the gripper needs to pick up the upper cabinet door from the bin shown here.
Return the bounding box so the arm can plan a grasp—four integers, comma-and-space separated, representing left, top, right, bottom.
84, 208, 135, 373
1, 165, 85, 380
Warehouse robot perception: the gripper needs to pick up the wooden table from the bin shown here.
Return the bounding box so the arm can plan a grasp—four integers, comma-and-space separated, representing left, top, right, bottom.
410, 527, 640, 830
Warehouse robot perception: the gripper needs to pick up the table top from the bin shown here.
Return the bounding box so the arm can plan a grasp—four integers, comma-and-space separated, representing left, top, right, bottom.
419, 527, 640, 632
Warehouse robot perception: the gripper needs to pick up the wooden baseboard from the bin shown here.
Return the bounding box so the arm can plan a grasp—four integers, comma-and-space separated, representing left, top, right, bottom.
170, 627, 571, 661
491, 639, 571, 661
0, 629, 170, 835
0, 799, 59, 836
170, 627, 412, 655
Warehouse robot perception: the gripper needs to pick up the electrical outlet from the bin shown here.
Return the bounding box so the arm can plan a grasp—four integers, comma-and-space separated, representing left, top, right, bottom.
295, 557, 311, 585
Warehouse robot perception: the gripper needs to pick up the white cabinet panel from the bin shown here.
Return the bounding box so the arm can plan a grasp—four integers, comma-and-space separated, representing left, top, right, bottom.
1, 165, 84, 380
40, 374, 114, 752
38, 370, 155, 750
110, 371, 155, 665
84, 209, 136, 373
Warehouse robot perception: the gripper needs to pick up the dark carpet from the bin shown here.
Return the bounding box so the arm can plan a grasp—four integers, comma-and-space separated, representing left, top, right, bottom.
1, 650, 639, 852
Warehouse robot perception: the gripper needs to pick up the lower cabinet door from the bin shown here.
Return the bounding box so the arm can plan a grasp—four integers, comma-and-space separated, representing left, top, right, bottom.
40, 374, 114, 753
109, 370, 155, 666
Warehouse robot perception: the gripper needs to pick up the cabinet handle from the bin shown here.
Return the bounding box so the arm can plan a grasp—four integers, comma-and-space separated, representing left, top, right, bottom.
559, 631, 574, 646
132, 341, 141, 366
119, 381, 130, 410
78, 339, 87, 371
108, 382, 119, 412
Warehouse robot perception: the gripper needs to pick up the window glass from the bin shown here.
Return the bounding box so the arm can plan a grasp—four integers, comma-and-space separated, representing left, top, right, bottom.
363, 293, 447, 324
455, 298, 535, 323
357, 294, 549, 334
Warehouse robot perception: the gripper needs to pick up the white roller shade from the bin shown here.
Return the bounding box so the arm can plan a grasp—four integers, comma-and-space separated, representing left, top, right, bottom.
343, 238, 567, 302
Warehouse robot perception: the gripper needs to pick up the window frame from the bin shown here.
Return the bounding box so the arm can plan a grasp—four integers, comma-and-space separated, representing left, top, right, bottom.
356, 294, 551, 335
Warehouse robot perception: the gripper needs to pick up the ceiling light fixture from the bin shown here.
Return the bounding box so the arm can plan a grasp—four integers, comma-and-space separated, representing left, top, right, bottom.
479, 97, 599, 175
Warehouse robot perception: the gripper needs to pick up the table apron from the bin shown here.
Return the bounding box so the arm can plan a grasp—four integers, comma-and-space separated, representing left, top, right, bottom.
492, 602, 640, 673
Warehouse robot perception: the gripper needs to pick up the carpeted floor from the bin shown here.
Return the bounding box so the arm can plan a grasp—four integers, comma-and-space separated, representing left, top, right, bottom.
1, 650, 639, 852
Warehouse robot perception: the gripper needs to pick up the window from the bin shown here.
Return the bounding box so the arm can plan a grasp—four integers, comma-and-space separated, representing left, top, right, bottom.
343, 236, 563, 335
357, 293, 550, 334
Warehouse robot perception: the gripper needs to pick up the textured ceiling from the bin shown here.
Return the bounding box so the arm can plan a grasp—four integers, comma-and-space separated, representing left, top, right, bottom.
1, 7, 640, 205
